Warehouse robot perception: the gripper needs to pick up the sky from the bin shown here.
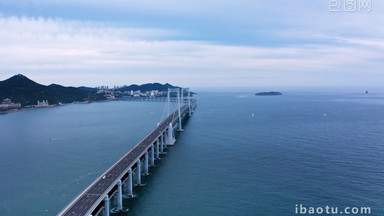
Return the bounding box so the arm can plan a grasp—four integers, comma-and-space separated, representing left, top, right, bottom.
0, 0, 383, 89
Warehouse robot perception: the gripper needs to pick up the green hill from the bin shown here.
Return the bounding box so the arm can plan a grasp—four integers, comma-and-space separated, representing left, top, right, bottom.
0, 74, 102, 106
0, 74, 190, 107
117, 83, 177, 92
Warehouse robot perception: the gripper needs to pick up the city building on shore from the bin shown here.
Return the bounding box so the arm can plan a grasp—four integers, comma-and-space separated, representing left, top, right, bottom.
150, 90, 159, 97
36, 100, 49, 107
0, 98, 21, 111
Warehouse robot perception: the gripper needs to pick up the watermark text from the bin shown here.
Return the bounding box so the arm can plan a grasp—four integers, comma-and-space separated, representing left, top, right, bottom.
329, 0, 372, 12
295, 204, 371, 215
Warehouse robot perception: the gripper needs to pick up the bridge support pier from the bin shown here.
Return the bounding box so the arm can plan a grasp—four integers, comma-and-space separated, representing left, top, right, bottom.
104, 195, 110, 216
144, 152, 149, 175
160, 136, 164, 153
117, 180, 123, 210
163, 133, 168, 149
127, 168, 133, 197
156, 141, 160, 159
136, 160, 142, 186
167, 123, 176, 145
150, 144, 155, 166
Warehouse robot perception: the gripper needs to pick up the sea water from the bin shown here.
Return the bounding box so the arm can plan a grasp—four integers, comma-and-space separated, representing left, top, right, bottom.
0, 92, 383, 215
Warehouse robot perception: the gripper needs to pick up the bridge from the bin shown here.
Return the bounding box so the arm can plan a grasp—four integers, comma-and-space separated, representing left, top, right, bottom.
58, 88, 197, 216
122, 96, 190, 103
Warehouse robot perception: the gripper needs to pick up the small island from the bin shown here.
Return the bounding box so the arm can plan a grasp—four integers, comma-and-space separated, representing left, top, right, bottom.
255, 92, 282, 96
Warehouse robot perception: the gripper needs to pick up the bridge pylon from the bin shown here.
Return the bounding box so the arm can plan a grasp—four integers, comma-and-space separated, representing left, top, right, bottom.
176, 88, 183, 131
187, 88, 192, 116
167, 88, 184, 131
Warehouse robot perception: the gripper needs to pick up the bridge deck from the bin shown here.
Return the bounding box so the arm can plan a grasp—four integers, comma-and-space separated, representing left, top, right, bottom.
59, 102, 194, 216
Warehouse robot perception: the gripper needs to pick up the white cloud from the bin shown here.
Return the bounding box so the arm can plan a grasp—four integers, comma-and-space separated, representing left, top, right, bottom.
0, 16, 383, 87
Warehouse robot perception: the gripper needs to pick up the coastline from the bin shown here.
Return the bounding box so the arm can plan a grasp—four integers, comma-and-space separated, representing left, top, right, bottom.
0, 105, 57, 115
0, 96, 180, 115
0, 99, 118, 115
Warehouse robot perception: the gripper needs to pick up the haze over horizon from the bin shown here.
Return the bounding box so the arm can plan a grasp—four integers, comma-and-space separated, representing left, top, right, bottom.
0, 0, 383, 88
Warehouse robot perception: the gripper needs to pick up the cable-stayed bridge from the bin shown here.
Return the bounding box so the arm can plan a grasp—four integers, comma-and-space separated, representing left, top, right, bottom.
58, 88, 197, 216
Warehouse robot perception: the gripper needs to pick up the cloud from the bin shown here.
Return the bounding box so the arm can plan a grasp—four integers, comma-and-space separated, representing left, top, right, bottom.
0, 15, 383, 87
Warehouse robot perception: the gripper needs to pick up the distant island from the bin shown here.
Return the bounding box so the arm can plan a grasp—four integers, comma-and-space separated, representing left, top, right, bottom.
0, 74, 182, 113
255, 92, 282, 96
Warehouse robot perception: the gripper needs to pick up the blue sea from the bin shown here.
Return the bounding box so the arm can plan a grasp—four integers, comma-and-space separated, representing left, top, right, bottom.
0, 91, 383, 215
